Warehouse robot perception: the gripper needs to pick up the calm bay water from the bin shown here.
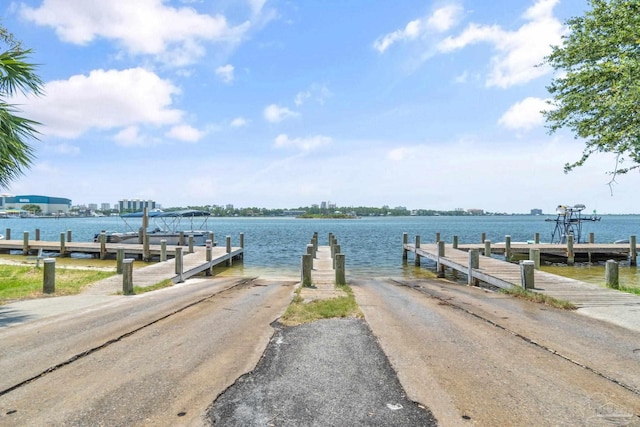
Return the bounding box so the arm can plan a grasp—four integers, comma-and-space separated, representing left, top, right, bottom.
2, 215, 639, 287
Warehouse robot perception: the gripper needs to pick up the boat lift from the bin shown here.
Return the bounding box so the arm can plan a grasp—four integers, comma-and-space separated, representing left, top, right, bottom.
545, 204, 600, 244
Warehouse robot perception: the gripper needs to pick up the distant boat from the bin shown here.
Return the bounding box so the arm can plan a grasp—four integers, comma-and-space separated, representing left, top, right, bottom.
93, 209, 213, 246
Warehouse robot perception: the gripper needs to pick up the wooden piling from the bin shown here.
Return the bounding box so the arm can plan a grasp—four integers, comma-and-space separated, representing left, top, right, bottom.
437, 240, 445, 278
529, 248, 540, 270
100, 232, 106, 260
534, 232, 539, 244
629, 236, 637, 266
415, 235, 421, 266
116, 247, 124, 274
188, 235, 194, 253
333, 244, 341, 269
567, 235, 575, 266
35, 228, 40, 241
301, 254, 312, 286
452, 235, 458, 249
468, 249, 479, 286
226, 236, 232, 266
66, 229, 72, 243
335, 253, 346, 285
481, 232, 486, 243
484, 240, 491, 257
160, 240, 167, 262
435, 232, 440, 243
206, 239, 213, 276
175, 247, 183, 276
22, 231, 29, 255
122, 258, 134, 295
5, 228, 10, 240
143, 234, 150, 261
605, 260, 619, 289
520, 260, 535, 290
505, 235, 511, 262
59, 232, 66, 257
402, 233, 408, 262
43, 258, 55, 294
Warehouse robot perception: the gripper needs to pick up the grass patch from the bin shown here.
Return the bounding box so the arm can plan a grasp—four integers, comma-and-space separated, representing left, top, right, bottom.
618, 285, 640, 296
126, 278, 174, 295
0, 265, 116, 305
500, 286, 576, 310
280, 284, 363, 326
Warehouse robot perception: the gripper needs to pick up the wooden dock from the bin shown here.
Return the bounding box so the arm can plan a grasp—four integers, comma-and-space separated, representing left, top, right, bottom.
0, 238, 220, 260
83, 245, 244, 295
404, 242, 640, 305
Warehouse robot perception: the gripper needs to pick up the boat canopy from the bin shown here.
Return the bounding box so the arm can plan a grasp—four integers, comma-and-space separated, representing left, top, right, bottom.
120, 209, 211, 218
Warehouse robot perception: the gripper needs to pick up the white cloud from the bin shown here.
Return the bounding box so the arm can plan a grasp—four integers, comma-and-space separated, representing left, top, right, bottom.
438, 0, 564, 88
166, 124, 204, 142
114, 126, 146, 146
373, 4, 462, 53
273, 134, 331, 151
230, 117, 248, 127
263, 104, 299, 123
52, 142, 80, 155
19, 0, 250, 66
11, 68, 183, 139
498, 97, 549, 131
216, 64, 235, 83
295, 83, 331, 106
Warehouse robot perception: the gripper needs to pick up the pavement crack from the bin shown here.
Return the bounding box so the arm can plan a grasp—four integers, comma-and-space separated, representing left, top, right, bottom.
390, 278, 640, 398
0, 277, 258, 398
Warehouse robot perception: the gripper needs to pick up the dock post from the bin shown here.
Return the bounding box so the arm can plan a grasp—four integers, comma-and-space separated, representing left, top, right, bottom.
5, 228, 10, 240
143, 234, 150, 261
468, 249, 479, 286
35, 228, 40, 241
402, 233, 408, 262
567, 235, 575, 266
505, 235, 511, 262
116, 247, 125, 274
188, 235, 194, 253
179, 231, 185, 246
529, 248, 540, 270
100, 232, 107, 260
160, 240, 167, 262
484, 240, 491, 257
534, 232, 540, 244
301, 254, 312, 287
239, 233, 245, 260
67, 229, 72, 243
605, 260, 619, 289
629, 236, 637, 266
333, 244, 340, 269
59, 232, 66, 257
437, 240, 445, 278
123, 259, 134, 295
175, 247, 183, 282
328, 232, 333, 246
335, 253, 346, 286
435, 232, 440, 243
310, 237, 317, 257
414, 235, 421, 266
43, 258, 56, 294
520, 260, 535, 290
205, 239, 212, 276
226, 236, 232, 267
481, 233, 486, 243
22, 231, 29, 255
452, 235, 458, 249
209, 232, 214, 246
589, 232, 594, 244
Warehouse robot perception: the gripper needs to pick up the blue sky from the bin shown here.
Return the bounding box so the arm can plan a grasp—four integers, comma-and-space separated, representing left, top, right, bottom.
1, 0, 635, 214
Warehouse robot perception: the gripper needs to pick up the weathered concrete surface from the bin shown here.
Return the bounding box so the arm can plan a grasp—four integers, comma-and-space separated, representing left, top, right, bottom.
207, 318, 437, 426
0, 278, 296, 426
352, 278, 640, 426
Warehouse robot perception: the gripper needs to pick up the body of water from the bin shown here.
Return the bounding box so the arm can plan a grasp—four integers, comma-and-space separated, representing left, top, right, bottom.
1, 215, 639, 287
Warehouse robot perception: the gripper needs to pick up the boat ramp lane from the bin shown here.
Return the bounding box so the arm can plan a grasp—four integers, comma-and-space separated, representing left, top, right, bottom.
299, 232, 347, 302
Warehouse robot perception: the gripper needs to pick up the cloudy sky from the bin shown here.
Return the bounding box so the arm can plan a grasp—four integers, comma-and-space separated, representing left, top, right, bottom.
1, 0, 635, 214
